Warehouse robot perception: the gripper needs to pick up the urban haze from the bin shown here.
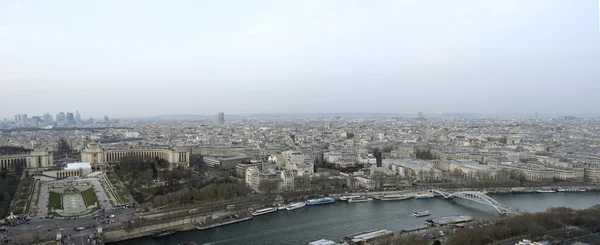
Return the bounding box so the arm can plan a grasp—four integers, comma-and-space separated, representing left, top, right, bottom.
2, 1, 600, 245
1, 0, 600, 118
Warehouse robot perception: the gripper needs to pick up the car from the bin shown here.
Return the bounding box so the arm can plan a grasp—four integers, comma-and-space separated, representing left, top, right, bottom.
109, 215, 115, 218
36, 225, 42, 229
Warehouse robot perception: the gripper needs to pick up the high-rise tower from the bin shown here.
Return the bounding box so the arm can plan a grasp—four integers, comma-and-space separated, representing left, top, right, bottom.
217, 112, 225, 125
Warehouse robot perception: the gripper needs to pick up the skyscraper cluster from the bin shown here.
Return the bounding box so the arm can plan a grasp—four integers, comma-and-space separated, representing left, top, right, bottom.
11, 110, 95, 127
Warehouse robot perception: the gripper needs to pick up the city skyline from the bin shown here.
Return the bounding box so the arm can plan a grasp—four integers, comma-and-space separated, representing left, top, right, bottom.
3, 110, 599, 121
1, 0, 599, 118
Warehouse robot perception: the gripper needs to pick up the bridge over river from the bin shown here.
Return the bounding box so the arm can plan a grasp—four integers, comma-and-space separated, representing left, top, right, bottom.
430, 189, 520, 214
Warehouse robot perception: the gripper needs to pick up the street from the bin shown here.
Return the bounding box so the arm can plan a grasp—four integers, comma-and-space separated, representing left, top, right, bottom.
5, 207, 136, 244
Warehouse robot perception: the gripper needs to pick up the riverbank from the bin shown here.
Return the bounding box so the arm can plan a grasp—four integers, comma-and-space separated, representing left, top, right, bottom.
336, 185, 600, 197
195, 212, 253, 230
109, 191, 600, 245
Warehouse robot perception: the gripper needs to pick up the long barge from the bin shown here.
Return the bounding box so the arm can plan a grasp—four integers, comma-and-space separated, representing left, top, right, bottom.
426, 215, 473, 226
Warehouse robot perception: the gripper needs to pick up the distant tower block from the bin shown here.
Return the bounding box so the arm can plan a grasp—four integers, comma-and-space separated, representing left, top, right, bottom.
418, 112, 423, 119
217, 112, 225, 125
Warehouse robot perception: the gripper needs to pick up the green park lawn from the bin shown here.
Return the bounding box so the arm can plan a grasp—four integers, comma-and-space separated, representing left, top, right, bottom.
82, 188, 99, 207
48, 191, 62, 212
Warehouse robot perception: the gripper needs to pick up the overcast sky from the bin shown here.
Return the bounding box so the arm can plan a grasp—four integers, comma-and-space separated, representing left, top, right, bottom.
1, 0, 599, 119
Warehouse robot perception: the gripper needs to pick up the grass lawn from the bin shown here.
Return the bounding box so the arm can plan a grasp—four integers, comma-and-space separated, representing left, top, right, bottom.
13, 201, 25, 214
13, 177, 35, 215
48, 191, 62, 212
116, 190, 129, 202
82, 188, 98, 207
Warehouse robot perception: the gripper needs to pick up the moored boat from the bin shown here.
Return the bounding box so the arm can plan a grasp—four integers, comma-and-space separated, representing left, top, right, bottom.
286, 202, 306, 211
412, 210, 430, 217
536, 189, 556, 193
426, 215, 473, 226
278, 204, 291, 210
342, 229, 394, 244
558, 188, 585, 192
376, 194, 411, 201
308, 239, 337, 245
251, 207, 278, 216
348, 197, 373, 203
306, 197, 336, 206
339, 195, 361, 201
152, 230, 176, 238
415, 194, 434, 199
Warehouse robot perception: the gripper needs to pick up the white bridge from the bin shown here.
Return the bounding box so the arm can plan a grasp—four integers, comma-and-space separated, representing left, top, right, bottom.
430, 189, 517, 214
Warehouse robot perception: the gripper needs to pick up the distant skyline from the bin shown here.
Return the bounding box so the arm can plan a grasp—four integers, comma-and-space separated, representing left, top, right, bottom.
1, 0, 600, 118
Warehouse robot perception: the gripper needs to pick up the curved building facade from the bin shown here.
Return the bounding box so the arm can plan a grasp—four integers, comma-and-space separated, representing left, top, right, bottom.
81, 143, 190, 168
0, 148, 54, 170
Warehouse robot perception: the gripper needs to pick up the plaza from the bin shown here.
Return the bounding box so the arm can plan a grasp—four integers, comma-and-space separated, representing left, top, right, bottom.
32, 173, 118, 218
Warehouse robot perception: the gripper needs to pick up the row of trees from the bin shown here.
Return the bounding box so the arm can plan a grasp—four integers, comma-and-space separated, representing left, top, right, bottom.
0, 170, 21, 217
55, 137, 72, 157
415, 148, 436, 160
446, 205, 600, 245
0, 146, 31, 155
115, 155, 198, 203
375, 205, 600, 245
375, 235, 438, 245
152, 180, 249, 206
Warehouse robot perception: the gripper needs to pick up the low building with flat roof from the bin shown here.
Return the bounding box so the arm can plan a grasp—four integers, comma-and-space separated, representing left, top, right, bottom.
43, 162, 93, 179
205, 156, 251, 170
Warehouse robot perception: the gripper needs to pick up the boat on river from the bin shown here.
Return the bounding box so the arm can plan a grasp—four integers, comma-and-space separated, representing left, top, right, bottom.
536, 189, 556, 193
412, 210, 430, 217
348, 197, 373, 203
152, 230, 176, 238
557, 188, 586, 192
376, 194, 411, 201
342, 229, 394, 244
340, 195, 361, 201
306, 197, 336, 206
415, 194, 435, 199
309, 239, 337, 245
286, 202, 306, 211
251, 207, 278, 216
426, 215, 473, 226
278, 204, 291, 210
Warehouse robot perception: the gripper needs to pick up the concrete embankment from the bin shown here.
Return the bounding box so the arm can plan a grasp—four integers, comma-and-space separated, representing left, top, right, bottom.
103, 203, 266, 243
196, 215, 253, 231
102, 210, 230, 243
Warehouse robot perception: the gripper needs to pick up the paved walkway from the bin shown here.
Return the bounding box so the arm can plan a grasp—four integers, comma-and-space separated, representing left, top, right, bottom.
36, 180, 50, 217
33, 173, 119, 217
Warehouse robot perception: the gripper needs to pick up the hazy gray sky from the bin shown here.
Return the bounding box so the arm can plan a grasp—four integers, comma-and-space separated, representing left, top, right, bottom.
1, 0, 599, 118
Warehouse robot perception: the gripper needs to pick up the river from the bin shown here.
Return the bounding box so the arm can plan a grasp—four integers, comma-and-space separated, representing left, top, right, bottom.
114, 192, 600, 245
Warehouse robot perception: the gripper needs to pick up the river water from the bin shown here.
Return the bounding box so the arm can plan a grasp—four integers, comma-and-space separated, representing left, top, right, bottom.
114, 192, 600, 245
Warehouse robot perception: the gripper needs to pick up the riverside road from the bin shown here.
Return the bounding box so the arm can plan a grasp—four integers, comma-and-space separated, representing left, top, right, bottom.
120, 191, 600, 245
4, 184, 599, 244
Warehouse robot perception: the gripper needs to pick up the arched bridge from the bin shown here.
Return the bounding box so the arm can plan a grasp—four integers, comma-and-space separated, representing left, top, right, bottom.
430, 189, 517, 214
